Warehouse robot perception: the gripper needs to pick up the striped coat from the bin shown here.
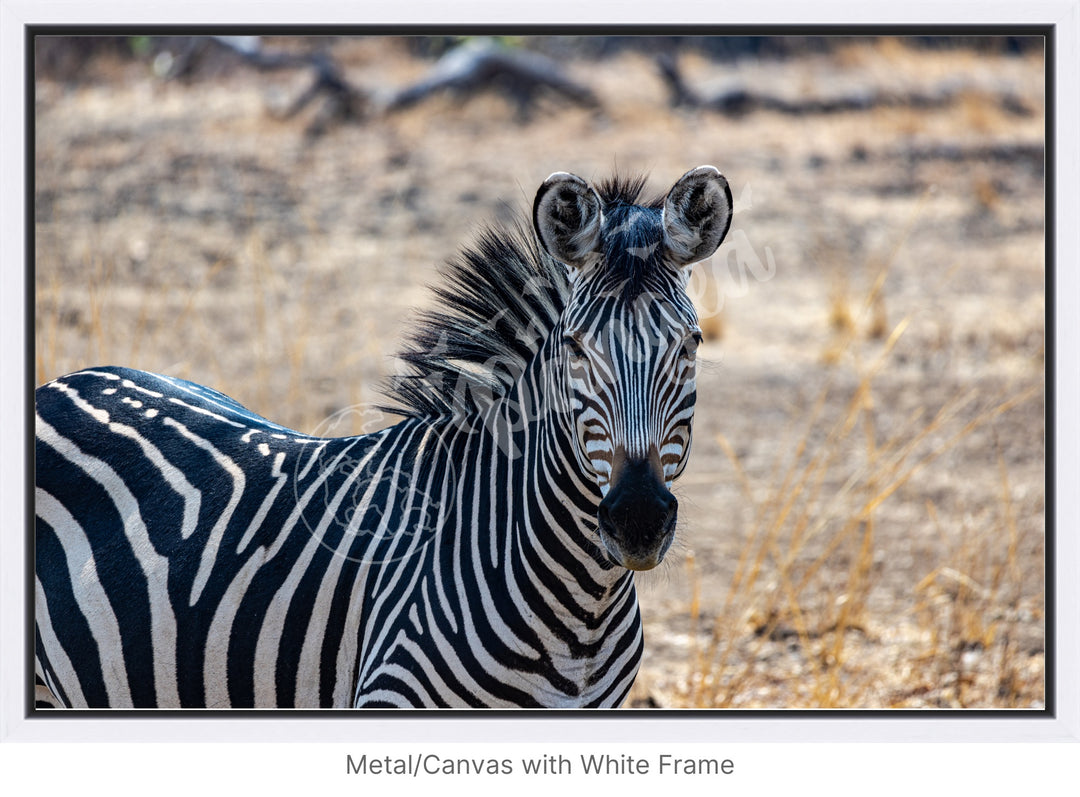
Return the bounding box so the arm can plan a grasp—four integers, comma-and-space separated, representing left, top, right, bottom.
35, 166, 733, 708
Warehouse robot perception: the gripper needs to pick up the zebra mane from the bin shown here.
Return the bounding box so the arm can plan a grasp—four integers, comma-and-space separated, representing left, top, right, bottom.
380, 174, 662, 420
594, 173, 662, 211
379, 218, 568, 420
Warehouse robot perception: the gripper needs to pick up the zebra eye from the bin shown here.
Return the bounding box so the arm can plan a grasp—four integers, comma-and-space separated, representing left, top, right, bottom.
682, 331, 703, 360
563, 334, 587, 359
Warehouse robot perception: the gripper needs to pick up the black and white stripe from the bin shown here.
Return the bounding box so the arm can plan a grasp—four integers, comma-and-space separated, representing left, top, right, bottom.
35, 167, 733, 708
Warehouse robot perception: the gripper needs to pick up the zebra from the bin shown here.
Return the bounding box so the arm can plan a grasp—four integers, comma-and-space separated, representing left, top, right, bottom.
34, 165, 733, 708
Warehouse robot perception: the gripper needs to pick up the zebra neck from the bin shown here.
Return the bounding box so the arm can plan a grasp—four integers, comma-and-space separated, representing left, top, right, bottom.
492, 349, 628, 592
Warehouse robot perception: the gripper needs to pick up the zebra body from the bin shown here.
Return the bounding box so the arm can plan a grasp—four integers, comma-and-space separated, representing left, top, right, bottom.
35, 167, 733, 708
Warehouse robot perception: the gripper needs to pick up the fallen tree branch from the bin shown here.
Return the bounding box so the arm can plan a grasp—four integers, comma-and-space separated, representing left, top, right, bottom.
656, 52, 1033, 118
383, 38, 601, 120
197, 37, 601, 134
209, 36, 370, 136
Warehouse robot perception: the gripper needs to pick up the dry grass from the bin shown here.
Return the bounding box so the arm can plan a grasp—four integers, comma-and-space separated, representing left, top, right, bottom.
33, 224, 391, 436
673, 367, 1041, 708
659, 260, 1043, 709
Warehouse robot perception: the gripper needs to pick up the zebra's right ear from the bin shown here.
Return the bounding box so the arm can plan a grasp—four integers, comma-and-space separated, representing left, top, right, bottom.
533, 172, 604, 275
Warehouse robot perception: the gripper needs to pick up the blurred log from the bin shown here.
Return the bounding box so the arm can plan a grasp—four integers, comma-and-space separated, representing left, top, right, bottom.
208, 37, 370, 137
656, 52, 1033, 118
383, 38, 602, 120
208, 36, 601, 134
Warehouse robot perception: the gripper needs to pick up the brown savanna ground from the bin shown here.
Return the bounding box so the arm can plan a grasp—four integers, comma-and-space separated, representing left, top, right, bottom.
34, 35, 1046, 709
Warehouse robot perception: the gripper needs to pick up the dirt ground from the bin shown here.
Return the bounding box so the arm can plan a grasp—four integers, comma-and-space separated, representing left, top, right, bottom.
34, 35, 1046, 709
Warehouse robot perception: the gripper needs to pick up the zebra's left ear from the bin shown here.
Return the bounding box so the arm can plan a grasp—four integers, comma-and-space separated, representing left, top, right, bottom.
661, 166, 733, 269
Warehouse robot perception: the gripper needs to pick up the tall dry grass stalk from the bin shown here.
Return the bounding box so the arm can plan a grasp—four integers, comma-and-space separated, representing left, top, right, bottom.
908, 444, 1039, 708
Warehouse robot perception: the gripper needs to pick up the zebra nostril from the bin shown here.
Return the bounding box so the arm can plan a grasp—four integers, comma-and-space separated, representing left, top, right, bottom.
597, 501, 613, 531
663, 495, 678, 530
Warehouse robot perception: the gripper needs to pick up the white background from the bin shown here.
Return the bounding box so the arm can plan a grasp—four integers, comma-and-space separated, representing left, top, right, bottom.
3, 2, 1077, 793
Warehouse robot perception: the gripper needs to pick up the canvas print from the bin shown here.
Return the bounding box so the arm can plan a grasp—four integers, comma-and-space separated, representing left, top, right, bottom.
33, 34, 1046, 709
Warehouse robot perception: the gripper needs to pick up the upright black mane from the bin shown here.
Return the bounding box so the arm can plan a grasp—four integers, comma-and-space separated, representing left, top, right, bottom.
594, 173, 662, 210
380, 174, 661, 420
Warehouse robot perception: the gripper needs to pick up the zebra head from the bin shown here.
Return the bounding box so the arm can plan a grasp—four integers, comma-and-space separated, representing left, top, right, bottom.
533, 166, 733, 571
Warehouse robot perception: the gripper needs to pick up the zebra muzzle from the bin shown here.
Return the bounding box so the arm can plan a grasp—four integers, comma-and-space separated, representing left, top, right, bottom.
596, 457, 678, 571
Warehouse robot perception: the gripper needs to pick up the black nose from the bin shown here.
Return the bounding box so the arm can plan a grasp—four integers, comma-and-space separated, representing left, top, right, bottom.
597, 458, 678, 570
597, 487, 677, 539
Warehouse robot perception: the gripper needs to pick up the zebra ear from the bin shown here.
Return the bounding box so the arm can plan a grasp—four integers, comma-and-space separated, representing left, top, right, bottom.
661, 165, 733, 268
533, 172, 604, 273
